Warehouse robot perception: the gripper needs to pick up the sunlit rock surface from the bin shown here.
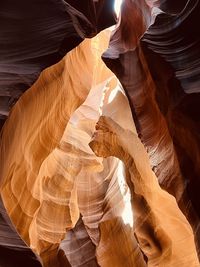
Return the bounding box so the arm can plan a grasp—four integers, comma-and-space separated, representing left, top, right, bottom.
103, 0, 200, 258
0, 0, 200, 266
0, 0, 116, 129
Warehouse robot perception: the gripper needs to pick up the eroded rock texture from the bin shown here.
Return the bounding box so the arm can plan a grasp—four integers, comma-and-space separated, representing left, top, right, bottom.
0, 0, 200, 267
103, 0, 200, 258
0, 0, 115, 128
90, 115, 199, 266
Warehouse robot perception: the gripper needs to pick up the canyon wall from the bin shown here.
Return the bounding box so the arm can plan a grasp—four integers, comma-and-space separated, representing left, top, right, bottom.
0, 1, 200, 266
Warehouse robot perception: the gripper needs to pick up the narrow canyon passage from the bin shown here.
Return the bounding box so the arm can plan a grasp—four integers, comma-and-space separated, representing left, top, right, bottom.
0, 1, 200, 266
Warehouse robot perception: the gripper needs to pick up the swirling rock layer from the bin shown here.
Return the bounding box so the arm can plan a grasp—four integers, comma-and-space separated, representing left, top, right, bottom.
0, 0, 115, 128
103, 0, 200, 258
0, 1, 200, 267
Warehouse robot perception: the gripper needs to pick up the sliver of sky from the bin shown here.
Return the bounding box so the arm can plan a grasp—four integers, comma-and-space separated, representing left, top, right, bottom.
114, 0, 123, 16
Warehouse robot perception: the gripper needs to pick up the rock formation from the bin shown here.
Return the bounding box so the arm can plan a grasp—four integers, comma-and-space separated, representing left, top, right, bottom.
0, 0, 200, 266
0, 0, 115, 129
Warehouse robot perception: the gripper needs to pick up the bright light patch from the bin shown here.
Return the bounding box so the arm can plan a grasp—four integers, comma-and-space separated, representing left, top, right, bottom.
121, 191, 133, 227
114, 0, 123, 17
108, 88, 118, 103
117, 160, 134, 227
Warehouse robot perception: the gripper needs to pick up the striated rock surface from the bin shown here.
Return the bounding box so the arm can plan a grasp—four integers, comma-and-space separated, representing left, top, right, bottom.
0, 30, 113, 266
142, 0, 200, 251
90, 115, 199, 266
0, 197, 42, 267
0, 0, 200, 267
1, 29, 146, 266
0, 0, 115, 128
103, 0, 200, 258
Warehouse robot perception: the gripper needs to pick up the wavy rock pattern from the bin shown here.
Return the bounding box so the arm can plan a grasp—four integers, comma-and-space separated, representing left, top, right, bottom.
0, 0, 115, 128
0, 30, 146, 266
90, 115, 199, 266
59, 216, 99, 266
103, 0, 200, 258
0, 0, 200, 267
0, 30, 113, 266
0, 197, 42, 267
142, 0, 200, 251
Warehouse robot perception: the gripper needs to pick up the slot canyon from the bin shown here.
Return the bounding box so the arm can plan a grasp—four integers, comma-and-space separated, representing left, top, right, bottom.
0, 0, 200, 266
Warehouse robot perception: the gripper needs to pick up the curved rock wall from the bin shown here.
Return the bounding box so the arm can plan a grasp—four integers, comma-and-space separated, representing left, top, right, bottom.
0, 1, 200, 266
